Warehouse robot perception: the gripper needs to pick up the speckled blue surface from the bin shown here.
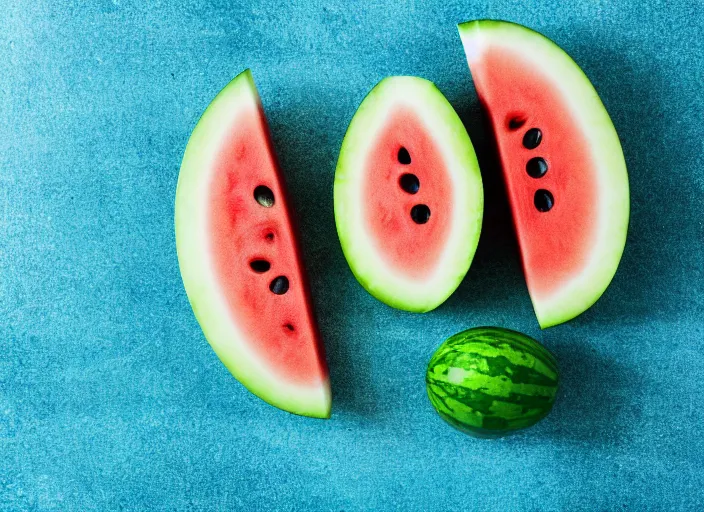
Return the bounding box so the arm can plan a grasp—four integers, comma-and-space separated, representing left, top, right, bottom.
1, 1, 703, 510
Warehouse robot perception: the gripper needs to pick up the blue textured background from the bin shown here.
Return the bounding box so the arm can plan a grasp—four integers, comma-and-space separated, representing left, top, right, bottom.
1, 1, 703, 510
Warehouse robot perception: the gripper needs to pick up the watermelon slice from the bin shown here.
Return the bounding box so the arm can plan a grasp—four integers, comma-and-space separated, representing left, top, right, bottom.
175, 69, 330, 418
458, 20, 629, 328
334, 77, 484, 312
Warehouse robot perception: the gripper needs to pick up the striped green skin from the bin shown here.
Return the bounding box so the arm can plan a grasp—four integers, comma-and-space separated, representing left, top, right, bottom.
426, 327, 558, 438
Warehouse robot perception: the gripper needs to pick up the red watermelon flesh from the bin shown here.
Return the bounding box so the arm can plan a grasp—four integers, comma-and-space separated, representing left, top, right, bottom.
363, 107, 454, 279
176, 70, 330, 418
459, 20, 629, 328
210, 109, 326, 383
474, 46, 599, 298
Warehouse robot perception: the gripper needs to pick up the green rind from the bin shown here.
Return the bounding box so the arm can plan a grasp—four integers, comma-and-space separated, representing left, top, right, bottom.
175, 69, 331, 419
334, 76, 483, 313
458, 20, 629, 329
426, 326, 558, 437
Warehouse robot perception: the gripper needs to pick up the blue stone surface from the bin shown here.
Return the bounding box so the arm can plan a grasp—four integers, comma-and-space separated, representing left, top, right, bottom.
1, 1, 702, 510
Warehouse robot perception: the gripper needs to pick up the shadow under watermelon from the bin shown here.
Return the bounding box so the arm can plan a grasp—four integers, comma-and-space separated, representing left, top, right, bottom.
438, 94, 534, 323
266, 82, 382, 419
533, 339, 645, 446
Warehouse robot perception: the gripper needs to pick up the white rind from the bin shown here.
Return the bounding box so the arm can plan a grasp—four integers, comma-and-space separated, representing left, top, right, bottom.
175, 70, 330, 418
459, 21, 629, 328
334, 77, 484, 313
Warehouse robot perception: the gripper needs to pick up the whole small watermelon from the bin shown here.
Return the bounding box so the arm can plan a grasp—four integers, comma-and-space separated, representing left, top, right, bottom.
426, 326, 558, 438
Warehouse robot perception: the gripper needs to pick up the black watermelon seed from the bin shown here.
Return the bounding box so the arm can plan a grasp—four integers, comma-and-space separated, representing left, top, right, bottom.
534, 189, 554, 212
508, 116, 527, 130
254, 185, 275, 207
410, 204, 431, 224
398, 147, 411, 165
526, 157, 548, 178
284, 323, 295, 332
249, 259, 271, 273
399, 173, 420, 194
269, 276, 289, 295
523, 128, 543, 149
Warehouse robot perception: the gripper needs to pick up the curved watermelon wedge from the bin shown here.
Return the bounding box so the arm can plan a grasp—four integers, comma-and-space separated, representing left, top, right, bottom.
335, 77, 483, 313
458, 20, 629, 328
175, 69, 330, 418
